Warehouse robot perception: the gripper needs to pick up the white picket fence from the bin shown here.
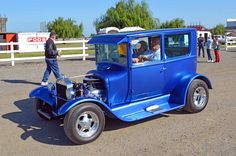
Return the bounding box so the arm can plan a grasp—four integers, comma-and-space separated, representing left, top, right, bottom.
0, 39, 90, 66
225, 36, 236, 51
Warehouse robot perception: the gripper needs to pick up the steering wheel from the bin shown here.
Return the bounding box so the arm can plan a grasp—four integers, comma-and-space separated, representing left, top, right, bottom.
110, 50, 119, 62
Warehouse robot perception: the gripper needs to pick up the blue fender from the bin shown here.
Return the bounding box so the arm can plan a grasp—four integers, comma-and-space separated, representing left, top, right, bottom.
29, 86, 55, 107
57, 97, 112, 116
169, 73, 212, 106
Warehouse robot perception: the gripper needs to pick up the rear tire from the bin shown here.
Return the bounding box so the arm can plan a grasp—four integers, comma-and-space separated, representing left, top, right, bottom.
185, 79, 209, 113
64, 103, 105, 144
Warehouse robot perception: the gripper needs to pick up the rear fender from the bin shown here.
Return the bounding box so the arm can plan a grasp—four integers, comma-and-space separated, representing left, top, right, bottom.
29, 86, 55, 107
57, 97, 112, 116
170, 74, 212, 105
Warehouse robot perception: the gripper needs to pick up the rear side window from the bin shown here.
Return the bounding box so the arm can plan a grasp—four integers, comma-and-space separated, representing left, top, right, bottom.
164, 34, 190, 58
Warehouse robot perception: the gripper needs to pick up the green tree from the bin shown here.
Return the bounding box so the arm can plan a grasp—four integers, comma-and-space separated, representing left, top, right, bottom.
89, 33, 96, 37
160, 18, 185, 29
212, 24, 225, 35
94, 0, 158, 32
47, 17, 83, 39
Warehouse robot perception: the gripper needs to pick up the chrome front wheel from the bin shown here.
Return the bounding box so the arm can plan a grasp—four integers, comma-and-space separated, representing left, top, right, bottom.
64, 103, 105, 144
76, 111, 100, 138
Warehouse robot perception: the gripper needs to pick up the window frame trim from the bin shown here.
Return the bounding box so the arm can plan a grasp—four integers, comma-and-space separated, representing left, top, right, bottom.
164, 33, 191, 60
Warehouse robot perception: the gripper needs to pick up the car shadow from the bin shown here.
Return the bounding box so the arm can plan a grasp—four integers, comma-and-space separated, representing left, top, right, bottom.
2, 98, 172, 145
197, 60, 208, 63
64, 57, 95, 62
166, 109, 190, 115
104, 113, 169, 131
226, 49, 236, 52
2, 98, 74, 146
22, 61, 44, 65
0, 64, 9, 67
1, 79, 40, 86
104, 108, 193, 131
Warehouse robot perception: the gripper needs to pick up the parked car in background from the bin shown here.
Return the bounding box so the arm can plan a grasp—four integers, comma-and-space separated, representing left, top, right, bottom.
213, 35, 226, 44
29, 28, 212, 144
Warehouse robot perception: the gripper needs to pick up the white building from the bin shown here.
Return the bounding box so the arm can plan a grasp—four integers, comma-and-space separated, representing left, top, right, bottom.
17, 32, 50, 52
197, 31, 212, 39
227, 19, 236, 28
188, 26, 212, 41
226, 19, 236, 36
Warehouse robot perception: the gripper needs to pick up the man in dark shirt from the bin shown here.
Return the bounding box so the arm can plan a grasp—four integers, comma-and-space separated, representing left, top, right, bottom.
198, 34, 205, 57
41, 32, 62, 86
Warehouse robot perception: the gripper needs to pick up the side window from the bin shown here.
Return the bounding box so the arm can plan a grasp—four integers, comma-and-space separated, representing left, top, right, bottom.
164, 34, 190, 58
131, 36, 161, 64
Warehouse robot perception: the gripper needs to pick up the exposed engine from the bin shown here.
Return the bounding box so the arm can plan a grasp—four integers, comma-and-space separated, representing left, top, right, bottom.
55, 75, 106, 108
83, 75, 106, 102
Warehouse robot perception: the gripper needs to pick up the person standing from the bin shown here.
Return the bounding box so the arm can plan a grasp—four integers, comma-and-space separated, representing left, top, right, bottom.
198, 34, 205, 57
206, 36, 213, 62
213, 36, 220, 63
41, 32, 62, 86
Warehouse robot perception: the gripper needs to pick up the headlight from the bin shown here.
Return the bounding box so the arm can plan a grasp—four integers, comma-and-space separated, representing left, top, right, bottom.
66, 88, 75, 99
48, 82, 55, 92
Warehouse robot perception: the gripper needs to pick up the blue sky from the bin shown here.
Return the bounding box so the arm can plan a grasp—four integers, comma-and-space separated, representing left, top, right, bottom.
1, 0, 236, 36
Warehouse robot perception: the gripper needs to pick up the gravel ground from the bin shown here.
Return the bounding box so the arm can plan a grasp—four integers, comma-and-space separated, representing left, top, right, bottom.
0, 51, 236, 156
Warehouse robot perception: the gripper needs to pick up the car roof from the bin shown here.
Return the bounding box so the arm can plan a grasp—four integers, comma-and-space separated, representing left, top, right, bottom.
101, 28, 195, 37
88, 28, 196, 44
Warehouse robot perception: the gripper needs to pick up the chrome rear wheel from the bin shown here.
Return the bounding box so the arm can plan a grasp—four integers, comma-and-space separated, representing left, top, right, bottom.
193, 86, 207, 108
185, 79, 209, 113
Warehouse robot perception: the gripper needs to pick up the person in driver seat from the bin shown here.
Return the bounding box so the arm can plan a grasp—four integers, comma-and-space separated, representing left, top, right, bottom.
132, 40, 148, 63
139, 37, 161, 62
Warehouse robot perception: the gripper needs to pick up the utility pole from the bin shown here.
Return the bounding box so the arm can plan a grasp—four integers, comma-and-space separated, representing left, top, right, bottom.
0, 15, 7, 32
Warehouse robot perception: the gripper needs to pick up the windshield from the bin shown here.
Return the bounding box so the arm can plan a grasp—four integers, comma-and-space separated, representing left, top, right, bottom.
95, 44, 127, 66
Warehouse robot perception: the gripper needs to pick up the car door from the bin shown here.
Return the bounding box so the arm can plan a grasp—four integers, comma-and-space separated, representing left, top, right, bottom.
130, 36, 165, 102
162, 32, 196, 94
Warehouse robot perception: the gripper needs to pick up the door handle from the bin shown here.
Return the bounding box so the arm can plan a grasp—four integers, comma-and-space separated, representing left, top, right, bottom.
160, 67, 167, 72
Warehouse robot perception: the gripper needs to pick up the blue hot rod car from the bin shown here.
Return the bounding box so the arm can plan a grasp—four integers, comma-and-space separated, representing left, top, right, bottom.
29, 28, 212, 144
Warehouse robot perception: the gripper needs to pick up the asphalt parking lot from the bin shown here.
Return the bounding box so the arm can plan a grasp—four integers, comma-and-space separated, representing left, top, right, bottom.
0, 51, 236, 156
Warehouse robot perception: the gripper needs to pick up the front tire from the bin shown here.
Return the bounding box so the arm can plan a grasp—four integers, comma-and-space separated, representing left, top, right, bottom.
185, 79, 209, 113
64, 103, 105, 144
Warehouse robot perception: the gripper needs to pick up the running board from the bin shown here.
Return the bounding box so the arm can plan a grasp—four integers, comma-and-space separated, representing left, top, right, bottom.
145, 105, 161, 112
111, 94, 184, 122
121, 103, 182, 121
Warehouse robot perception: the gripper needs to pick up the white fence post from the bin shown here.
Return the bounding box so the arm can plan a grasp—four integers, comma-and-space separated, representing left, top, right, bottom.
10, 42, 15, 66
225, 37, 228, 51
82, 39, 86, 61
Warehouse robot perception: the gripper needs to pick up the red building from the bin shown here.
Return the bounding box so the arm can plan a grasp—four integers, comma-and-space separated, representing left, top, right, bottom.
0, 32, 17, 50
